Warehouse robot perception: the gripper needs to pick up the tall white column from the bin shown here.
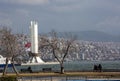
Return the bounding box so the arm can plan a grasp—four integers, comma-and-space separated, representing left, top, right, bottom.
28, 21, 44, 63
30, 21, 38, 54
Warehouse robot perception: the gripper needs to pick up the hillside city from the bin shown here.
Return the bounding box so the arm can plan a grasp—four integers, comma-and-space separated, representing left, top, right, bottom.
13, 34, 120, 63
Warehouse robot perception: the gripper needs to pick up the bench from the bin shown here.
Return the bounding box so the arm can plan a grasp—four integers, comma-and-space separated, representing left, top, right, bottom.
0, 69, 3, 73
21, 67, 32, 73
42, 68, 52, 72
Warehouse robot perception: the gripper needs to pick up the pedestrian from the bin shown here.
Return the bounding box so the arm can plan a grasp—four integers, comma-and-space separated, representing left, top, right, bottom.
98, 64, 102, 72
93, 64, 97, 72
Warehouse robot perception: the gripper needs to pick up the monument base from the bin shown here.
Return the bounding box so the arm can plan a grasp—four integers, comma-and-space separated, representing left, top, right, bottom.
28, 52, 44, 63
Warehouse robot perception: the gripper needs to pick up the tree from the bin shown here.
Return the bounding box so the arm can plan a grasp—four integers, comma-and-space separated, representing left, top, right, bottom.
50, 31, 77, 73
0, 27, 19, 76
39, 31, 77, 74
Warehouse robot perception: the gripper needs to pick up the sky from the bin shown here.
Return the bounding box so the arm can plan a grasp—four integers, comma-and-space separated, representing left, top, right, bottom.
0, 0, 120, 35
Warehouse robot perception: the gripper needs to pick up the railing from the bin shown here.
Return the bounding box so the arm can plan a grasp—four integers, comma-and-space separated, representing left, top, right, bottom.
17, 76, 118, 81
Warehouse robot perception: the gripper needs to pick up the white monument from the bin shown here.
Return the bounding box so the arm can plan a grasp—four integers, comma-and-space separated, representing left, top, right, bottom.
28, 21, 44, 63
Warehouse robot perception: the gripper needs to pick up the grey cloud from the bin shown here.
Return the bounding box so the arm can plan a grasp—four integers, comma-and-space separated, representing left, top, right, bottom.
96, 16, 120, 28
0, 0, 49, 5
15, 9, 30, 17
49, 0, 91, 12
95, 16, 120, 35
0, 12, 12, 26
0, 0, 120, 35
0, 18, 12, 27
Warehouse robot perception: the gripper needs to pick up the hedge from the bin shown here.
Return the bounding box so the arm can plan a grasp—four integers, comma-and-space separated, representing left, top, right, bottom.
0, 76, 17, 81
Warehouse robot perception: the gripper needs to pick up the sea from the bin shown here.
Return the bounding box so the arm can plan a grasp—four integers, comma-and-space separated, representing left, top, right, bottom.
17, 76, 120, 81
15, 60, 120, 72
67, 80, 120, 81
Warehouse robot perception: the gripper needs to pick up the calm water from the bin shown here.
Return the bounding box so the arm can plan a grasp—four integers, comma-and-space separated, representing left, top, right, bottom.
17, 76, 120, 81
67, 80, 120, 81
14, 61, 120, 72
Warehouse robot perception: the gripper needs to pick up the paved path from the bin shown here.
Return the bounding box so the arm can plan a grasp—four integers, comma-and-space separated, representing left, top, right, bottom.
1, 72, 120, 78
1, 72, 120, 81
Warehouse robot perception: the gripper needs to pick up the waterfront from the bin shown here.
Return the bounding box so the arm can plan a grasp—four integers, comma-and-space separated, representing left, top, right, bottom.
3, 72, 120, 81
2, 61, 120, 81
2, 68, 120, 81
15, 61, 120, 72
3, 61, 120, 73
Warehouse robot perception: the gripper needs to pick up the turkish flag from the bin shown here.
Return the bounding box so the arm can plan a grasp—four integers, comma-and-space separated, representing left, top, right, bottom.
25, 42, 31, 48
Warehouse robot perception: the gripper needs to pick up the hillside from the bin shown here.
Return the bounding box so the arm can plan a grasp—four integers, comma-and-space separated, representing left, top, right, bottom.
62, 31, 120, 42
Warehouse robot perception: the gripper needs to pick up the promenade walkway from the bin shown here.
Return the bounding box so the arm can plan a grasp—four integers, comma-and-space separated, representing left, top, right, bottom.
1, 72, 120, 78
0, 72, 120, 81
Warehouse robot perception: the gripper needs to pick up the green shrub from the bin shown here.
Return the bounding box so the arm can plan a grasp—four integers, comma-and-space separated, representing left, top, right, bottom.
0, 76, 18, 81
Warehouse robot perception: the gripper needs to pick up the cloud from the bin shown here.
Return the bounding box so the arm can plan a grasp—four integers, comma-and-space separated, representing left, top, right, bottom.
51, 4, 81, 12
0, 18, 12, 27
54, 0, 81, 3
15, 9, 29, 17
0, 12, 12, 26
96, 16, 120, 33
48, 0, 89, 12
1, 0, 120, 34
97, 16, 120, 27
50, 0, 120, 13
1, 0, 49, 5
